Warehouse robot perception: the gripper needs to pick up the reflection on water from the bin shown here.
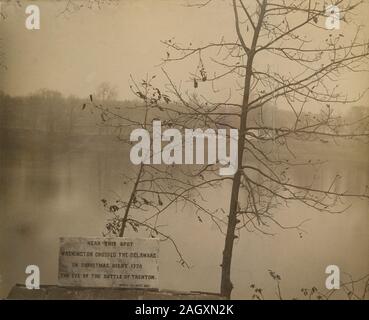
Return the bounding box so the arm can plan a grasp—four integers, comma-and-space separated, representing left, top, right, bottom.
0, 133, 368, 299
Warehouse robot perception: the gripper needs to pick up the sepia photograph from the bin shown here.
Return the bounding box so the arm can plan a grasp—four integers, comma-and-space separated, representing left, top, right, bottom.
0, 0, 368, 306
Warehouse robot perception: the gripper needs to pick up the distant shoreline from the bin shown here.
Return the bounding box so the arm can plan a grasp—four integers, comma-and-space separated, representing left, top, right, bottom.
0, 127, 367, 163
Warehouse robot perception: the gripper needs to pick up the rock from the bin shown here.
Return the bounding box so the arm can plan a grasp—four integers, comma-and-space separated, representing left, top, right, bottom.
7, 284, 226, 300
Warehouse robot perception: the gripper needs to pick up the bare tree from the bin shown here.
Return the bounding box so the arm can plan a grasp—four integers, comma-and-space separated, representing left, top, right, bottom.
157, 0, 369, 298
95, 82, 118, 101
250, 269, 369, 300
85, 0, 369, 299
57, 0, 119, 17
87, 76, 199, 268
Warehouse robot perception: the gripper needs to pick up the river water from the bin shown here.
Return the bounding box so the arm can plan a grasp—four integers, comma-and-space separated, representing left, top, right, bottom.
0, 131, 368, 299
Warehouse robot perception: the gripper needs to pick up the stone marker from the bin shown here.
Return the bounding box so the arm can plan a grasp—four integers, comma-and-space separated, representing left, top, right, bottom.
58, 237, 159, 289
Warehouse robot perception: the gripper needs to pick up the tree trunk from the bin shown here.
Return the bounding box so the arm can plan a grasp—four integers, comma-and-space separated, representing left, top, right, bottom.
119, 163, 143, 237
220, 64, 251, 298
220, 0, 266, 299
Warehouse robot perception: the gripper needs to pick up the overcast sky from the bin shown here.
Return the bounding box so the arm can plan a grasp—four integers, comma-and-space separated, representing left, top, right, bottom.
0, 0, 368, 108
0, 0, 236, 99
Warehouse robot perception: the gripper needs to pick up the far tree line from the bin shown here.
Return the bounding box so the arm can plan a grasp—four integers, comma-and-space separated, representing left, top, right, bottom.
0, 88, 367, 138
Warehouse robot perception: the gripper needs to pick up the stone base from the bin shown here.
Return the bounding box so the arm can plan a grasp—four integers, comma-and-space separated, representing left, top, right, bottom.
7, 284, 226, 300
